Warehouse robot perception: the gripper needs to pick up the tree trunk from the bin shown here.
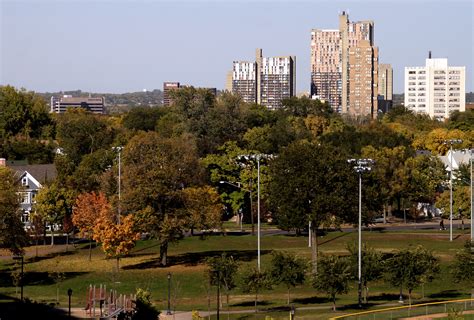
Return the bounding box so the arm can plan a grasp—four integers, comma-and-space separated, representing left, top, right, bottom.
66, 233, 69, 252
160, 242, 168, 266
408, 289, 412, 306
116, 257, 120, 272
255, 291, 258, 313
332, 295, 336, 311
50, 229, 54, 246
364, 280, 368, 303
226, 293, 230, 320
88, 237, 92, 261
35, 236, 39, 257
311, 224, 318, 274
287, 287, 290, 305
383, 205, 386, 224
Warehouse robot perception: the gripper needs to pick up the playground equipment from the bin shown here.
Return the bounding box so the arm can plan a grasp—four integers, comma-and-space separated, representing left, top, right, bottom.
85, 284, 135, 319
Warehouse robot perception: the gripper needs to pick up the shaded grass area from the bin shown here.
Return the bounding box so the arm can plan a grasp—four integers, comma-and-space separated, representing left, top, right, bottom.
0, 229, 471, 317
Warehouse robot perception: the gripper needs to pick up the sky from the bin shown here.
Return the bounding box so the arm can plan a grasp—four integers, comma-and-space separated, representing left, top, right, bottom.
1, 0, 473, 94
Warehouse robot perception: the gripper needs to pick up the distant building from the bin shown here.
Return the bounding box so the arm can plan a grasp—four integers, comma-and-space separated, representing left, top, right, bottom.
231, 48, 296, 109
1, 158, 57, 226
311, 12, 379, 117
404, 55, 466, 120
378, 64, 393, 113
50, 95, 104, 114
163, 82, 180, 106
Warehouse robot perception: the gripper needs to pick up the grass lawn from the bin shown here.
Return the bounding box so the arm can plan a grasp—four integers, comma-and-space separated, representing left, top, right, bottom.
0, 228, 471, 319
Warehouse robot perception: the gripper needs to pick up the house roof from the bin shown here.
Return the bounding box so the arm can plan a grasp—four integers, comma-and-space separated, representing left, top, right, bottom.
9, 164, 57, 184
438, 149, 472, 171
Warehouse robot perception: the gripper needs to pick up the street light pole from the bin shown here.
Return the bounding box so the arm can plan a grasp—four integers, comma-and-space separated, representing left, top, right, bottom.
113, 146, 123, 224
237, 154, 273, 272
348, 158, 373, 308
167, 273, 172, 315
443, 139, 463, 242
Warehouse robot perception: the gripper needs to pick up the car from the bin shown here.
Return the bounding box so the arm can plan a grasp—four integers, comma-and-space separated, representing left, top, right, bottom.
373, 216, 385, 223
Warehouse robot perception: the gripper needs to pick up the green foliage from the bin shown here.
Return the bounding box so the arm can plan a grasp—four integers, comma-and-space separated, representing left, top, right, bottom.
0, 167, 29, 255
118, 288, 160, 320
122, 106, 165, 131
269, 251, 307, 304
312, 254, 351, 311
240, 267, 273, 298
55, 109, 115, 165
206, 253, 239, 292
451, 240, 474, 285
436, 186, 470, 220
0, 139, 55, 164
447, 109, 474, 132
385, 245, 439, 304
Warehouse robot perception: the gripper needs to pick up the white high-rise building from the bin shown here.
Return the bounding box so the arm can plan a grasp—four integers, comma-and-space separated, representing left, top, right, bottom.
404, 57, 465, 120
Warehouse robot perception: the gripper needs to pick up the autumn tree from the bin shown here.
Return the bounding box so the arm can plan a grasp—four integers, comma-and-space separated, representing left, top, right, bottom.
93, 214, 140, 271
182, 186, 223, 235
72, 191, 111, 261
269, 251, 307, 304
312, 254, 352, 311
122, 131, 203, 266
0, 167, 28, 255
34, 183, 75, 246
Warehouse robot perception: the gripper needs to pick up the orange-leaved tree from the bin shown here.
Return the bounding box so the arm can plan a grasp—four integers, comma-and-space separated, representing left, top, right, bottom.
93, 214, 140, 271
72, 191, 111, 261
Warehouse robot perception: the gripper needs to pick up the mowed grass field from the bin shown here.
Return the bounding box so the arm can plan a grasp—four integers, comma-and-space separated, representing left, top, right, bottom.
0, 226, 471, 319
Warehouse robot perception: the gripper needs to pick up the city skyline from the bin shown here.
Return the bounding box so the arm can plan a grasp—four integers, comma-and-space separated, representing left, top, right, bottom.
1, 0, 473, 94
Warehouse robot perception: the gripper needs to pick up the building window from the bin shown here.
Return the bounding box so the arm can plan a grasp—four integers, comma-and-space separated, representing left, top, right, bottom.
21, 177, 28, 186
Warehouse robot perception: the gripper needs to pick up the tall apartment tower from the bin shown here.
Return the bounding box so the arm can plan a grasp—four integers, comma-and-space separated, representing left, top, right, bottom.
163, 82, 180, 106
378, 64, 393, 113
404, 57, 465, 120
231, 49, 295, 109
311, 12, 378, 117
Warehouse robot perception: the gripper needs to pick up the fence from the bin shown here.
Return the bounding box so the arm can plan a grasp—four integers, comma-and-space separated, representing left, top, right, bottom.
329, 299, 474, 320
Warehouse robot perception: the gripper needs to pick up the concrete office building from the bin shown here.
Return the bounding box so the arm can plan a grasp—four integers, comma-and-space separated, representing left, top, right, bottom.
378, 64, 393, 113
163, 82, 180, 106
50, 96, 104, 114
231, 49, 296, 109
311, 12, 379, 117
404, 56, 465, 120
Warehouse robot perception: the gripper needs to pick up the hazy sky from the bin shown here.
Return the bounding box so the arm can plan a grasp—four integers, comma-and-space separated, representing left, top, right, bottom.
1, 0, 473, 94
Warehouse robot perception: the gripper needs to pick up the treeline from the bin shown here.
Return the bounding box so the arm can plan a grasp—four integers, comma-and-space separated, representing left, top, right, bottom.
0, 85, 473, 268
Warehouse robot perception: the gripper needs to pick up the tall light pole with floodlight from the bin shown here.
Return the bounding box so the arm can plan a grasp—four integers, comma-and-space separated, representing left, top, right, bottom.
348, 158, 374, 308
443, 139, 463, 242
237, 154, 273, 271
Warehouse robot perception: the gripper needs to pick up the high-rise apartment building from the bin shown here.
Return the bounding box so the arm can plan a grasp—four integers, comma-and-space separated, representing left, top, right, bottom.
231, 49, 295, 109
311, 12, 379, 117
50, 96, 104, 114
378, 64, 393, 113
348, 40, 378, 117
163, 82, 180, 106
404, 57, 465, 120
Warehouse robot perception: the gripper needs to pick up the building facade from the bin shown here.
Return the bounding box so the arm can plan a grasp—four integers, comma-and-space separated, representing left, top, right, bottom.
231, 49, 296, 109
311, 12, 379, 117
348, 40, 378, 117
163, 82, 180, 106
378, 64, 393, 113
404, 58, 465, 120
50, 96, 104, 114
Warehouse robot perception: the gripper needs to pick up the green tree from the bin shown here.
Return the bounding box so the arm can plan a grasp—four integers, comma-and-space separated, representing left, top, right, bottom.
207, 253, 239, 317
0, 167, 28, 255
122, 106, 165, 132
240, 267, 272, 312
34, 183, 75, 246
347, 244, 384, 303
312, 254, 351, 311
436, 186, 470, 229
268, 141, 358, 272
269, 251, 307, 304
55, 108, 115, 165
451, 241, 474, 300
385, 246, 439, 305
122, 131, 203, 266
182, 186, 223, 235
